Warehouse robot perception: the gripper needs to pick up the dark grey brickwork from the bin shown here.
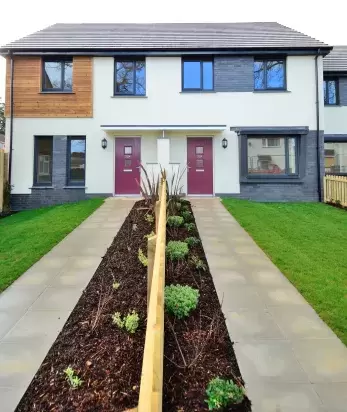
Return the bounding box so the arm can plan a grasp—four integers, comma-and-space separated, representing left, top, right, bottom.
10, 135, 112, 210
217, 131, 324, 202
214, 57, 254, 92
339, 77, 347, 106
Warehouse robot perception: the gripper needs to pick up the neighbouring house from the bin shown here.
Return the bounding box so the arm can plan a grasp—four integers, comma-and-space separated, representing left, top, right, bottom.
323, 46, 347, 174
0, 22, 333, 210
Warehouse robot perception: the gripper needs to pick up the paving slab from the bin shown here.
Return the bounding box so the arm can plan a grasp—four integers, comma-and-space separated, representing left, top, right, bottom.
0, 197, 135, 411
190, 197, 347, 410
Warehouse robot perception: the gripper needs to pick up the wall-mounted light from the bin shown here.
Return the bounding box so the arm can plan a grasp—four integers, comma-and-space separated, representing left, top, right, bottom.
222, 138, 228, 149
101, 138, 107, 149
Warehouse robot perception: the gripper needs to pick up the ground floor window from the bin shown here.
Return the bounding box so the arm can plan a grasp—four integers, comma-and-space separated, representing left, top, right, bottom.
324, 142, 347, 174
247, 135, 298, 176
34, 136, 53, 185
67, 137, 86, 186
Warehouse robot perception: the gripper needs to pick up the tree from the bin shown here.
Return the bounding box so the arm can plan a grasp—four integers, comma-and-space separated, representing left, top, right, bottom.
0, 103, 4, 134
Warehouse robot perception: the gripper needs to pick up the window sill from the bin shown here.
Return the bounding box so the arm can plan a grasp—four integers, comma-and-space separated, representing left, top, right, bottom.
111, 95, 147, 98
180, 90, 216, 94
253, 90, 290, 93
40, 91, 75, 94
240, 177, 303, 184
30, 186, 54, 189
64, 186, 86, 189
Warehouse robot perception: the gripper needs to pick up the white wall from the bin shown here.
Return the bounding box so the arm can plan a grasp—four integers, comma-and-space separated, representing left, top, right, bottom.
324, 107, 347, 134
7, 54, 321, 196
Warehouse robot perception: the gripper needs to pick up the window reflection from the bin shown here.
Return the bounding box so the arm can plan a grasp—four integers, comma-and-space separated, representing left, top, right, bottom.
325, 142, 347, 173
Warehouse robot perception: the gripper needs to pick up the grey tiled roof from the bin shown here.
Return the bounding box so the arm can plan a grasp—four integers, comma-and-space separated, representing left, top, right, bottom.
1, 22, 330, 51
324, 46, 347, 72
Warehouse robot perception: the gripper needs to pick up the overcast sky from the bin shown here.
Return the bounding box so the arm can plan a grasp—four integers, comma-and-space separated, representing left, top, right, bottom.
1, 0, 346, 102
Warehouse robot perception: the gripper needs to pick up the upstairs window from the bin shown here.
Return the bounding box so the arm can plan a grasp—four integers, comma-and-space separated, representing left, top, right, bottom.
42, 58, 73, 92
115, 60, 146, 95
324, 79, 338, 105
34, 136, 53, 185
254, 59, 285, 90
182, 59, 213, 91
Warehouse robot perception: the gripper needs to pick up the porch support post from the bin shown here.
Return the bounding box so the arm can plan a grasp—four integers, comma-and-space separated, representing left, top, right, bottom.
157, 131, 170, 171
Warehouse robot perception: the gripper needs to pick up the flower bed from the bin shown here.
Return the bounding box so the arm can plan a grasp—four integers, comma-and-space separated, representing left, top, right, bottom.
16, 200, 153, 412
163, 200, 251, 411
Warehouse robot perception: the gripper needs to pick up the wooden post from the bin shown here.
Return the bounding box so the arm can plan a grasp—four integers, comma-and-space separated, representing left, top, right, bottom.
155, 200, 161, 233
147, 235, 157, 310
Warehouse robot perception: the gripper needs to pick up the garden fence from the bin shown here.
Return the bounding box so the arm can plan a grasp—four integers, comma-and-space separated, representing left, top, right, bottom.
324, 175, 347, 207
0, 150, 9, 213
131, 173, 167, 412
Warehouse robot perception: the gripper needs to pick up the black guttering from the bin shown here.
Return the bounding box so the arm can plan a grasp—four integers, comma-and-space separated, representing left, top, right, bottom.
325, 135, 347, 142
0, 47, 332, 57
315, 51, 322, 202
8, 52, 14, 186
230, 126, 309, 135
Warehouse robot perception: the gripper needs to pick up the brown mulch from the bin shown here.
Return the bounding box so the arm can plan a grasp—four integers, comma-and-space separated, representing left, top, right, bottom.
163, 201, 252, 412
16, 200, 153, 412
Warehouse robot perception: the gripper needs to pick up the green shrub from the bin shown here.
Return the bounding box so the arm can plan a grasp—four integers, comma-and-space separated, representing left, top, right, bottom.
112, 311, 140, 334
192, 255, 207, 271
165, 284, 199, 319
185, 237, 200, 247
138, 248, 148, 267
181, 203, 190, 212
167, 215, 184, 227
205, 378, 245, 410
181, 210, 193, 222
166, 241, 189, 261
176, 202, 182, 211
184, 222, 196, 232
64, 367, 83, 389
145, 214, 154, 223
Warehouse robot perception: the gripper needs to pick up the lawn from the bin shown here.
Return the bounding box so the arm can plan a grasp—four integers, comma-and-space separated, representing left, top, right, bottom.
222, 198, 347, 345
0, 199, 104, 292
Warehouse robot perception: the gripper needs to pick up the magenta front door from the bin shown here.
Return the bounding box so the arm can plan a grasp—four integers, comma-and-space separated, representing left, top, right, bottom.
187, 138, 213, 195
115, 138, 141, 195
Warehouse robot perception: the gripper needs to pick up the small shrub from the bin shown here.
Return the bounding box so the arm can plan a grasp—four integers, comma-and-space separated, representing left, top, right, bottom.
181, 203, 190, 212
165, 284, 199, 319
112, 281, 120, 290
191, 255, 207, 271
176, 202, 182, 211
138, 248, 148, 267
64, 366, 83, 389
166, 241, 189, 261
181, 210, 193, 222
144, 231, 155, 240
145, 214, 154, 223
185, 222, 196, 232
112, 311, 140, 334
185, 237, 200, 247
205, 378, 245, 410
167, 215, 184, 227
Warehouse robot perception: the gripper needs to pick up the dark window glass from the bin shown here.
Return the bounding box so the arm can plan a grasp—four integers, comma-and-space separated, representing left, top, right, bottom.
247, 136, 298, 176
182, 60, 213, 90
34, 137, 53, 185
324, 79, 338, 105
324, 142, 347, 173
115, 60, 146, 95
43, 59, 73, 91
254, 60, 285, 90
67, 137, 86, 185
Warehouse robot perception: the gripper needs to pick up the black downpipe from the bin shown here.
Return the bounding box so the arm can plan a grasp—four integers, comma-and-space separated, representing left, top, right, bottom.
315, 52, 322, 202
8, 53, 14, 186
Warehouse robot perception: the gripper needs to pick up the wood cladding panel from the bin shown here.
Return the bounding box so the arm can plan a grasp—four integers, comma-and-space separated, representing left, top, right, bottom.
5, 56, 93, 118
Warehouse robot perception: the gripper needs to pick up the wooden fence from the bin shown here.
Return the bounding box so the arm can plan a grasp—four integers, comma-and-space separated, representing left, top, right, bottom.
324, 175, 347, 206
0, 150, 9, 213
130, 174, 166, 412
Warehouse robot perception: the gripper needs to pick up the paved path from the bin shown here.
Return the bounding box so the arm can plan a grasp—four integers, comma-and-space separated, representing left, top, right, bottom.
0, 198, 135, 412
191, 198, 347, 412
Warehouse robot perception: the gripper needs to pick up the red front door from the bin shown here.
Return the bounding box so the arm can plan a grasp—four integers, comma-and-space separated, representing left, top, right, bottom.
187, 138, 213, 195
115, 138, 141, 195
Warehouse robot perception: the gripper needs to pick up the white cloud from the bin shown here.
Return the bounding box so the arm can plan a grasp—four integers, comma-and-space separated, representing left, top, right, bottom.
1, 0, 346, 102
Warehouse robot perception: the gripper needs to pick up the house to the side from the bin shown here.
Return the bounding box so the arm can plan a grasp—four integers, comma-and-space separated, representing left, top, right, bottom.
0, 22, 332, 210
323, 46, 347, 175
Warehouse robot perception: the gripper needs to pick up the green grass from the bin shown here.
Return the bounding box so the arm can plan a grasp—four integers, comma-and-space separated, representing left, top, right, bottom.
222, 198, 347, 345
0, 199, 104, 292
